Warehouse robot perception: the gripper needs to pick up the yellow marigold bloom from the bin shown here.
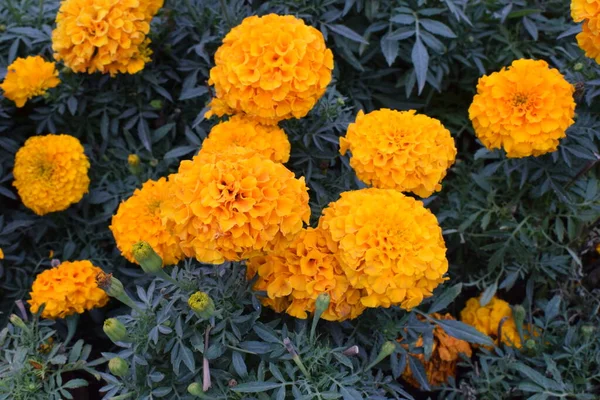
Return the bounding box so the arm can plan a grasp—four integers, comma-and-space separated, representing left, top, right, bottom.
576, 19, 600, 64
0, 56, 60, 108
468, 59, 575, 158
339, 109, 456, 198
571, 0, 600, 22
206, 14, 334, 124
128, 154, 140, 166
0, 248, 4, 259
460, 296, 522, 348
28, 260, 109, 319
201, 115, 291, 163
318, 188, 448, 310
246, 227, 366, 322
400, 313, 472, 389
110, 177, 184, 266
13, 134, 90, 216
161, 147, 310, 264
52, 0, 161, 75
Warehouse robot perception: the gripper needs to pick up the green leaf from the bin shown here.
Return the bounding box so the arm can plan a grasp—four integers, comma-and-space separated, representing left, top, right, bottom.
479, 282, 498, 307
381, 37, 399, 66
428, 283, 462, 313
62, 379, 88, 389
407, 356, 430, 391
390, 14, 415, 25
231, 381, 282, 393
512, 363, 563, 391
419, 19, 456, 38
50, 355, 67, 365
411, 37, 429, 94
232, 352, 248, 378
433, 319, 494, 346
327, 24, 369, 44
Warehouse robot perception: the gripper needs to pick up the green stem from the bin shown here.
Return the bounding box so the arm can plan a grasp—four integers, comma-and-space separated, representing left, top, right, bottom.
37, 0, 44, 28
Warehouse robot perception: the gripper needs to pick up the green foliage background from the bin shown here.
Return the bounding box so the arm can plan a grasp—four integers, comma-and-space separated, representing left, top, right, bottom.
1, 0, 600, 399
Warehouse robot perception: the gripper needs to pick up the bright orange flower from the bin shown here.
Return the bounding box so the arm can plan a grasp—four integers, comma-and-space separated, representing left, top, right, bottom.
0, 56, 60, 107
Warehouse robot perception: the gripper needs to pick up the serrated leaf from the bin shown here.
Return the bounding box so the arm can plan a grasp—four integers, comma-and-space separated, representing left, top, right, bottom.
327, 24, 368, 44
407, 356, 430, 391
419, 19, 456, 38
232, 352, 248, 378
428, 283, 462, 313
62, 379, 88, 389
231, 381, 282, 393
411, 37, 429, 94
479, 282, 498, 307
433, 319, 494, 346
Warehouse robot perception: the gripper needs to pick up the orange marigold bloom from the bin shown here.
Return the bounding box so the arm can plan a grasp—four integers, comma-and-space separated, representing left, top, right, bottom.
0, 248, 4, 259
52, 0, 162, 75
206, 14, 334, 124
110, 177, 184, 266
460, 296, 522, 348
0, 56, 60, 108
201, 115, 291, 163
340, 109, 456, 198
28, 260, 109, 319
400, 313, 472, 389
571, 0, 600, 22
318, 188, 448, 310
13, 134, 90, 216
247, 227, 366, 321
468, 59, 575, 158
161, 147, 310, 264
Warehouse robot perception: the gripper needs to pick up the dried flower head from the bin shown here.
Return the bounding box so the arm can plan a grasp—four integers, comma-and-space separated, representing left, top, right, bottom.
318, 188, 448, 310
0, 56, 60, 107
469, 59, 575, 158
13, 134, 90, 215
206, 14, 334, 124
340, 109, 456, 197
460, 296, 522, 348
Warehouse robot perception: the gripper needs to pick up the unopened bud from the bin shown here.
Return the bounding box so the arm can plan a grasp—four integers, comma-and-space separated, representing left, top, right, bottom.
524, 339, 536, 350
103, 318, 129, 343
9, 314, 27, 331
108, 357, 129, 377
315, 293, 330, 316
132, 242, 163, 273
96, 272, 142, 312
128, 154, 140, 167
188, 382, 203, 396
581, 325, 594, 338
150, 100, 163, 109
0, 25, 6, 32
574, 63, 584, 71
188, 291, 215, 319
366, 341, 396, 370
512, 305, 526, 330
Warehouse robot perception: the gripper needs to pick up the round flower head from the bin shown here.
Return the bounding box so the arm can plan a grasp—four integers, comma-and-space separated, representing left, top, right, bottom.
571, 0, 600, 22
460, 296, 521, 348
52, 0, 162, 75
161, 147, 310, 264
1, 56, 60, 108
13, 134, 90, 215
110, 177, 184, 266
28, 260, 109, 319
247, 227, 366, 322
576, 19, 600, 64
318, 188, 448, 310
469, 59, 575, 158
340, 109, 456, 198
201, 115, 291, 163
206, 14, 334, 124
400, 313, 472, 389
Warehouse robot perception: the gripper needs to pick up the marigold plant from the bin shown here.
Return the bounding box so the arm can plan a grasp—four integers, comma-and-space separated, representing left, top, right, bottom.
200, 115, 291, 163
52, 0, 162, 75
400, 313, 472, 389
339, 109, 456, 197
161, 147, 310, 264
468, 59, 575, 158
13, 134, 90, 215
246, 227, 366, 321
0, 56, 60, 108
206, 14, 334, 124
110, 177, 184, 266
460, 296, 522, 348
28, 260, 109, 319
318, 188, 448, 310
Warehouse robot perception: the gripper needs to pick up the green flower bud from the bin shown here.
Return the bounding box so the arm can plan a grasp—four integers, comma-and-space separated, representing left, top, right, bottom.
581, 325, 594, 338
132, 241, 163, 273
524, 339, 536, 350
103, 318, 130, 343
0, 25, 6, 32
315, 293, 330, 316
96, 272, 143, 312
150, 100, 163, 109
188, 382, 204, 396
512, 305, 526, 331
9, 314, 27, 331
108, 357, 129, 377
366, 341, 396, 370
574, 63, 584, 71
188, 291, 215, 319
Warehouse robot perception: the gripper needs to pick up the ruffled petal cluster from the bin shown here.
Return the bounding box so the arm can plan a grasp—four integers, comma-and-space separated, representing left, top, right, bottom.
318, 188, 448, 310
247, 227, 366, 321
110, 177, 184, 266
468, 59, 575, 158
340, 109, 456, 198
572, 0, 600, 63
0, 56, 60, 108
201, 115, 291, 163
28, 260, 109, 319
206, 14, 334, 124
460, 296, 521, 348
52, 0, 163, 75
13, 134, 90, 216
161, 147, 310, 264
400, 313, 472, 389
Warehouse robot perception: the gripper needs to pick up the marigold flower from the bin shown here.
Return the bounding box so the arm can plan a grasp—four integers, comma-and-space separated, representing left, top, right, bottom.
460, 296, 522, 348
52, 0, 162, 75
0, 248, 3, 260
468, 59, 575, 158
206, 14, 334, 124
128, 154, 140, 166
340, 109, 456, 198
13, 134, 90, 215
400, 313, 472, 389
28, 260, 109, 319
0, 56, 60, 107
246, 227, 366, 321
201, 115, 291, 163
161, 147, 310, 264
571, 0, 600, 22
318, 188, 448, 310
110, 178, 184, 266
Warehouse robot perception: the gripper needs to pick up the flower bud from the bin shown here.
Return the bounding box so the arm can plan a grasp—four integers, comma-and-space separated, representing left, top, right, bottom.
524, 339, 536, 351
103, 318, 130, 343
188, 382, 203, 396
581, 325, 594, 338
0, 25, 6, 32
512, 305, 526, 331
315, 293, 330, 316
132, 241, 163, 274
366, 341, 396, 370
9, 314, 27, 331
150, 100, 163, 109
96, 272, 142, 312
188, 291, 215, 319
108, 357, 129, 377
128, 154, 140, 167
574, 63, 584, 71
